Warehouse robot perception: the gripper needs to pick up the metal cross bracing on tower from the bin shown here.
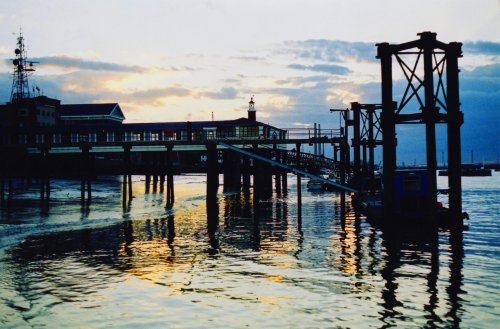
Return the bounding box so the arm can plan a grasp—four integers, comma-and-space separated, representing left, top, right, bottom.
10, 31, 39, 103
350, 102, 383, 193
330, 107, 351, 175
376, 31, 463, 221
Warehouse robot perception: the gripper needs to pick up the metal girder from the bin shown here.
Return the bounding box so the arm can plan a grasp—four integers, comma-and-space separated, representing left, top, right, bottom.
376, 31, 463, 220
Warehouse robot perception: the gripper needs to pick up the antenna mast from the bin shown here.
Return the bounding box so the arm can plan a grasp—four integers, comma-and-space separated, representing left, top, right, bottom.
10, 31, 38, 103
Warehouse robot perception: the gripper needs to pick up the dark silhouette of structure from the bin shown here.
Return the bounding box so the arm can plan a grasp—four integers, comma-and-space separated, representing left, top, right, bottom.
376, 32, 463, 222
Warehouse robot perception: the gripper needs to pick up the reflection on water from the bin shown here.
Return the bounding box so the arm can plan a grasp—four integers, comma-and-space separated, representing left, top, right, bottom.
0, 174, 498, 328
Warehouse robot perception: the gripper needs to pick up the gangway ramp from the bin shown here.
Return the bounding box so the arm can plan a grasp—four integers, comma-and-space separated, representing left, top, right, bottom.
219, 142, 357, 193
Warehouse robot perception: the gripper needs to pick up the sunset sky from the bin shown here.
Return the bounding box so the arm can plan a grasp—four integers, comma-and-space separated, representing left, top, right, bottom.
0, 0, 499, 163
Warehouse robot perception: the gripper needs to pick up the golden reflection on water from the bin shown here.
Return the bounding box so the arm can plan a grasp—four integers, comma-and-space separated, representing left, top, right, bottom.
3, 174, 495, 328
327, 208, 361, 277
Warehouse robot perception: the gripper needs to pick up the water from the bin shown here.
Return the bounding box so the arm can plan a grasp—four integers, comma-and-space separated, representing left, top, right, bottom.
0, 173, 499, 328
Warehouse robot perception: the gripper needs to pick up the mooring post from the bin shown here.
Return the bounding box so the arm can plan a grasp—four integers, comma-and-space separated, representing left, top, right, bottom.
40, 176, 45, 202
377, 42, 396, 218
145, 175, 151, 193
362, 141, 368, 177
39, 147, 47, 202
123, 145, 132, 203
368, 109, 376, 194
152, 153, 159, 192
207, 192, 219, 238
261, 149, 273, 199
46, 176, 50, 201
242, 156, 251, 189
281, 151, 288, 196
80, 145, 89, 203
446, 42, 464, 223
340, 140, 347, 215
352, 102, 361, 180
127, 177, 132, 202
343, 111, 351, 174
206, 142, 219, 203
122, 173, 128, 205
275, 171, 282, 196
252, 144, 261, 200
422, 32, 438, 218
296, 143, 302, 205
87, 153, 92, 202
144, 152, 151, 193
273, 145, 282, 196
166, 145, 175, 209
159, 152, 166, 192
81, 175, 86, 202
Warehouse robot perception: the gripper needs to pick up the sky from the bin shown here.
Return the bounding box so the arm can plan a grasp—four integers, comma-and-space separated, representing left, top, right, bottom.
0, 0, 499, 163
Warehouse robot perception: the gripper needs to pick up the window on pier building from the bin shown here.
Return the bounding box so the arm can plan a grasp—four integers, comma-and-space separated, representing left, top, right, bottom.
36, 134, 44, 144
132, 132, 142, 141
239, 126, 259, 138
52, 134, 61, 144
97, 130, 107, 142
151, 132, 160, 141
114, 132, 123, 142
78, 134, 89, 142
217, 127, 236, 138
164, 129, 174, 140
107, 132, 115, 142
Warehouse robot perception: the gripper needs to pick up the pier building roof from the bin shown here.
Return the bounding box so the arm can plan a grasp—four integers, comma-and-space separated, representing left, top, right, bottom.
122, 117, 278, 130
60, 103, 125, 125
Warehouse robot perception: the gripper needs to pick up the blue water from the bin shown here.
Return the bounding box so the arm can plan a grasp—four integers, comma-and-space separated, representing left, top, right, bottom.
0, 173, 498, 328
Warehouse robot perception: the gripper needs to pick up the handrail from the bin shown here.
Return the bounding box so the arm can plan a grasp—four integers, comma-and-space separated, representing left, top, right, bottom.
219, 142, 357, 193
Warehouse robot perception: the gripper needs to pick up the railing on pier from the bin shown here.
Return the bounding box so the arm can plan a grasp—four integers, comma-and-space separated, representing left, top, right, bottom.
1, 127, 343, 147
283, 128, 342, 140
219, 142, 357, 193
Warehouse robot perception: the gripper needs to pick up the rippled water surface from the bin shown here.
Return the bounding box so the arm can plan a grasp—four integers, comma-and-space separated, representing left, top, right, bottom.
0, 173, 499, 328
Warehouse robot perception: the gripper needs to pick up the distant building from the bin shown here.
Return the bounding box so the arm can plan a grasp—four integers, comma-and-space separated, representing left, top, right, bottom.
0, 96, 60, 129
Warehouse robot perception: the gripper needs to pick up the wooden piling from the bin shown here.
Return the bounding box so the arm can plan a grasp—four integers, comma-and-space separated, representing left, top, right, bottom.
296, 143, 302, 206
165, 145, 175, 209
206, 142, 219, 199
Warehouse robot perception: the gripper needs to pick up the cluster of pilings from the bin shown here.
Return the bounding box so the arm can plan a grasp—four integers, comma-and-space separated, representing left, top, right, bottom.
122, 146, 176, 208
378, 32, 463, 222
0, 140, 296, 212
339, 32, 464, 224
0, 147, 53, 205
207, 143, 289, 202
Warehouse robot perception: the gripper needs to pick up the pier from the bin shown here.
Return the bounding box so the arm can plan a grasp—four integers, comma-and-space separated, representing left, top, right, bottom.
0, 31, 465, 228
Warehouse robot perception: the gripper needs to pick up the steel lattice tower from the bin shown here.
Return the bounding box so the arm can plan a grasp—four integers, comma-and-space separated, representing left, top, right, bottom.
10, 32, 38, 103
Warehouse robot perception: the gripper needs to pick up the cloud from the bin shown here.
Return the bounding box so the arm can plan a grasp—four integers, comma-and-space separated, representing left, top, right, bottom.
288, 63, 351, 75
15, 70, 193, 109
4, 55, 195, 74
0, 72, 12, 102
121, 87, 192, 107
200, 87, 238, 100
275, 75, 330, 86
231, 55, 266, 62
23, 55, 148, 73
282, 39, 377, 63
464, 41, 500, 56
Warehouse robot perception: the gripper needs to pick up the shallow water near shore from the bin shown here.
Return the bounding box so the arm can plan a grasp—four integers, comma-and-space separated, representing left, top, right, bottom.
0, 173, 499, 328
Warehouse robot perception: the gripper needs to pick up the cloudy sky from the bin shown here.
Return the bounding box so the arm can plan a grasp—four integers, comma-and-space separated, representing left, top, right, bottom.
0, 0, 499, 163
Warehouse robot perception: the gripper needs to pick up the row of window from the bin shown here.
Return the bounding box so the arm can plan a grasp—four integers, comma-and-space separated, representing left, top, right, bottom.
7, 127, 286, 145
36, 109, 57, 118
